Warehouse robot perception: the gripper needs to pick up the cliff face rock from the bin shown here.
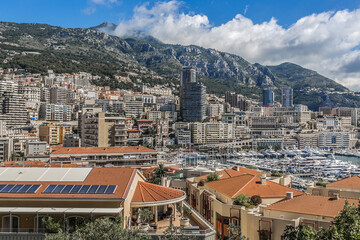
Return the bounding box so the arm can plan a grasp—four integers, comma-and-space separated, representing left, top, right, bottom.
0, 21, 358, 110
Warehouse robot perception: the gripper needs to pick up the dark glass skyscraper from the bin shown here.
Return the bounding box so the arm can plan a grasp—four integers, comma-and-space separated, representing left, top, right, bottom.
180, 67, 206, 122
262, 87, 274, 107
282, 87, 293, 107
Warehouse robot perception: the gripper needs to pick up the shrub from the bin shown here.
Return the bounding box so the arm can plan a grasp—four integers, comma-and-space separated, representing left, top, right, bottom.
207, 172, 220, 182
198, 180, 205, 186
233, 194, 250, 206
250, 195, 262, 206
271, 172, 282, 177
246, 165, 258, 170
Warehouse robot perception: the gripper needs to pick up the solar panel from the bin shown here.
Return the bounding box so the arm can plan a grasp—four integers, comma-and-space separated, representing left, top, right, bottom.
1, 184, 15, 193
96, 185, 107, 194
27, 184, 40, 193
70, 185, 81, 194
9, 184, 24, 193
61, 185, 74, 193
105, 185, 116, 194
79, 185, 90, 194
18, 185, 32, 193
43, 185, 57, 193
52, 185, 65, 193
41, 184, 117, 194
0, 185, 6, 191
88, 185, 99, 194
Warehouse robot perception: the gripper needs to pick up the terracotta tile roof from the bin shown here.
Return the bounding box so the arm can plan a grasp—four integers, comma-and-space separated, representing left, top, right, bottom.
51, 146, 157, 155
196, 167, 265, 181
265, 195, 359, 218
131, 182, 184, 203
0, 167, 136, 200
205, 174, 304, 199
326, 175, 360, 190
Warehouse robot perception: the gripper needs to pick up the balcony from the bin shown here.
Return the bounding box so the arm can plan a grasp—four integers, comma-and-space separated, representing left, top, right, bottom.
133, 201, 215, 240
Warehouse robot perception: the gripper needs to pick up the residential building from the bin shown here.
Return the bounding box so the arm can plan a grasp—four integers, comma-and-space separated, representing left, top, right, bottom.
63, 134, 81, 147
281, 87, 293, 107
0, 138, 12, 162
18, 86, 41, 102
262, 88, 274, 107
186, 167, 304, 239
190, 122, 234, 145
39, 122, 72, 145
50, 86, 67, 104
124, 98, 143, 118
45, 104, 72, 121
206, 103, 224, 117
180, 67, 206, 122
307, 175, 360, 199
0, 92, 28, 127
51, 146, 158, 166
318, 132, 350, 150
81, 112, 127, 147
0, 167, 215, 239
224, 92, 250, 111
296, 133, 318, 149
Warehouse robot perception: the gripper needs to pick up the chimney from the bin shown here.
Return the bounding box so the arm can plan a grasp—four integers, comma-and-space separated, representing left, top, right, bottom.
161, 176, 166, 187
261, 177, 266, 185
232, 166, 240, 172
333, 193, 339, 200
286, 192, 293, 199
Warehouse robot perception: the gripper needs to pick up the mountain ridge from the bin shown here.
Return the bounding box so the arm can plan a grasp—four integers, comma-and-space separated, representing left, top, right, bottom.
0, 21, 358, 110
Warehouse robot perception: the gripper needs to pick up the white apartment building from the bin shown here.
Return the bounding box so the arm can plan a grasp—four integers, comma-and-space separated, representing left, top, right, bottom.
18, 86, 41, 102
45, 104, 72, 121
190, 122, 235, 145
206, 103, 224, 117
318, 132, 350, 150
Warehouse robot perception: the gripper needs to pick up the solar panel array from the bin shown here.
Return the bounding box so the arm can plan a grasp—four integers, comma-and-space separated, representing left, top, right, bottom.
0, 184, 40, 193
43, 185, 117, 194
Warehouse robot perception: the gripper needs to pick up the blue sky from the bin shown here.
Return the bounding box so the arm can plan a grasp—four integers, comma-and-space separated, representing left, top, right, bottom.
0, 0, 359, 28
1, 0, 360, 90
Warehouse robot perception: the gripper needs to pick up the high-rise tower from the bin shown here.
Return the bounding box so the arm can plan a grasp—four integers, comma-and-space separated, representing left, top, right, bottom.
180, 67, 206, 122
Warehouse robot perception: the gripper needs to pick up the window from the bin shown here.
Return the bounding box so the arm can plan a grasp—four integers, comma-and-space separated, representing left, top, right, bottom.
34, 216, 47, 232
2, 215, 19, 232
331, 136, 336, 144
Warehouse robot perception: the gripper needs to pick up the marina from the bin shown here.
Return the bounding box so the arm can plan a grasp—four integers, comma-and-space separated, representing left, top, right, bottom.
164, 147, 360, 191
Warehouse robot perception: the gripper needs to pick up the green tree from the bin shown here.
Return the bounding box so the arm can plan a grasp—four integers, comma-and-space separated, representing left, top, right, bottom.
281, 201, 360, 240
45, 217, 151, 240
320, 201, 360, 240
149, 164, 168, 185
233, 194, 250, 206
207, 172, 220, 182
281, 225, 319, 240
136, 208, 154, 225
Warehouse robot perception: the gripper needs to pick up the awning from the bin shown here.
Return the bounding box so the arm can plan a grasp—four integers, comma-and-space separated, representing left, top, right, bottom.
0, 207, 123, 214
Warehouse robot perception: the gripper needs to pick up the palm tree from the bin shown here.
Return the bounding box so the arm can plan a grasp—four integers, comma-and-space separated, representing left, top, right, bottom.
150, 164, 167, 185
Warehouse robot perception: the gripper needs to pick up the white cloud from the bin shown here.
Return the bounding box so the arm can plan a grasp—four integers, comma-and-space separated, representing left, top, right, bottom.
91, 0, 118, 5
112, 1, 360, 91
81, 7, 96, 15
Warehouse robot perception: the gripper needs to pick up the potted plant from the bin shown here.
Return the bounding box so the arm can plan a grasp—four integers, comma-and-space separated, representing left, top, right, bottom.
136, 208, 154, 231
180, 206, 192, 227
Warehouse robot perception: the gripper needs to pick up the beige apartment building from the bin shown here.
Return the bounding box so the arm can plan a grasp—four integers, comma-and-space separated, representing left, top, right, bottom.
81, 112, 127, 147
307, 175, 360, 199
186, 166, 358, 240
39, 122, 72, 145
190, 122, 234, 145
186, 167, 302, 239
